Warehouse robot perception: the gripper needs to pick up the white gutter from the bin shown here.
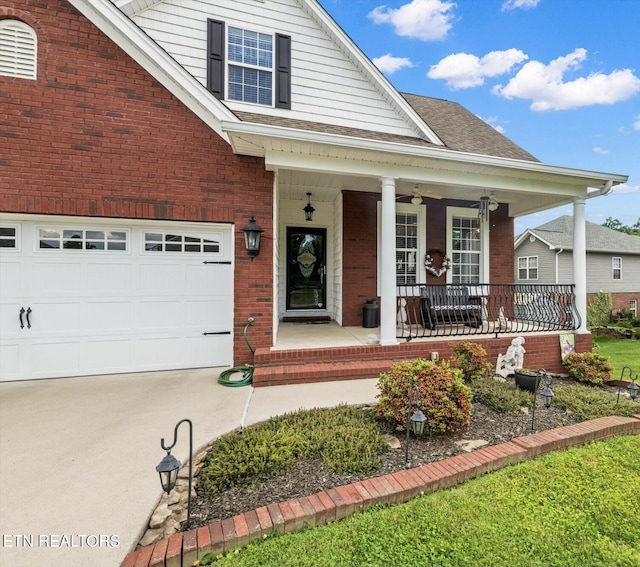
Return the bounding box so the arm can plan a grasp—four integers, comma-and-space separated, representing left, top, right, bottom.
68, 0, 238, 140
222, 120, 629, 187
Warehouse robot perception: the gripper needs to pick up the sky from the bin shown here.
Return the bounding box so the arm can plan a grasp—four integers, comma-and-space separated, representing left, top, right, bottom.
318, 0, 640, 235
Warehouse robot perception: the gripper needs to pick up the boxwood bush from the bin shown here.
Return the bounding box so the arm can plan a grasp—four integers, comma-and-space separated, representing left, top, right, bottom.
376, 358, 472, 434
562, 352, 613, 385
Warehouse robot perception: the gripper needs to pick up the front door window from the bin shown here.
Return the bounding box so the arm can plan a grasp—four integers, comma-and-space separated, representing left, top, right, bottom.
286, 227, 326, 310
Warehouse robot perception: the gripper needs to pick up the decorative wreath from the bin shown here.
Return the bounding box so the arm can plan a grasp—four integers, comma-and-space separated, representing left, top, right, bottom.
424, 249, 452, 277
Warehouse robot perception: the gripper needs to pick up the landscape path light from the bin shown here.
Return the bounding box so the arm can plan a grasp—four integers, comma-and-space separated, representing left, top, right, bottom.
405, 384, 427, 463
531, 369, 554, 431
616, 366, 638, 403
155, 418, 193, 529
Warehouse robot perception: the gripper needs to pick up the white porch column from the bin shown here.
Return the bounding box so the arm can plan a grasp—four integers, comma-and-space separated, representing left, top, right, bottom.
573, 198, 588, 332
380, 177, 399, 346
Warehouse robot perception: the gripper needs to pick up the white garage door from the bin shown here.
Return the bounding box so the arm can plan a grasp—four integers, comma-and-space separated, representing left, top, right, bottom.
0, 216, 234, 381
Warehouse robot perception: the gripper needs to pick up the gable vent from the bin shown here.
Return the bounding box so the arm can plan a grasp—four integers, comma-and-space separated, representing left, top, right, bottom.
0, 20, 37, 80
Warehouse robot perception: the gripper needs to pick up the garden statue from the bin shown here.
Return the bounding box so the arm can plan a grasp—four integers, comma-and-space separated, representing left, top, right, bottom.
496, 336, 526, 378
397, 298, 408, 326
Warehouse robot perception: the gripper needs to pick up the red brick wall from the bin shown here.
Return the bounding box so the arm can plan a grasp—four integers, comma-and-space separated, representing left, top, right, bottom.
341, 193, 515, 326
0, 1, 274, 363
587, 292, 639, 317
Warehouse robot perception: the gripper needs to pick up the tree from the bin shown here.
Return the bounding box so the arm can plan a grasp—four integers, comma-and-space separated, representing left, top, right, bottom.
602, 217, 640, 236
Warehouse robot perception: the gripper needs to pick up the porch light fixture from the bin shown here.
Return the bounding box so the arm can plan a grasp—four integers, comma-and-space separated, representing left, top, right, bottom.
155, 418, 193, 529
303, 192, 315, 221
243, 216, 263, 261
405, 384, 427, 462
531, 369, 554, 431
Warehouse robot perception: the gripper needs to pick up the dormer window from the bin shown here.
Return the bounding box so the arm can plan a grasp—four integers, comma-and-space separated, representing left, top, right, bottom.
228, 27, 273, 105
207, 19, 291, 109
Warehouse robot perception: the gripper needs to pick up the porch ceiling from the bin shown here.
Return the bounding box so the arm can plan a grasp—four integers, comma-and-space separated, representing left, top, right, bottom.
225, 125, 627, 218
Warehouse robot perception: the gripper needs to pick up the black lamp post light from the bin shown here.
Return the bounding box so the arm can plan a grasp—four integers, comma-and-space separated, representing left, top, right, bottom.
405, 384, 427, 463
616, 366, 639, 403
242, 216, 263, 261
531, 369, 554, 431
155, 418, 193, 530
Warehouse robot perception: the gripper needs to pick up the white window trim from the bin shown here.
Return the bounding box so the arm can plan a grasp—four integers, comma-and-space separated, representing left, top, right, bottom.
0, 223, 21, 252
446, 206, 489, 284
0, 20, 37, 80
376, 202, 426, 294
517, 255, 539, 281
225, 25, 275, 107
612, 256, 622, 280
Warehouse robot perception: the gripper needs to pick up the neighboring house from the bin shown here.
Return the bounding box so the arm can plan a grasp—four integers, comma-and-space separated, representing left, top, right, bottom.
515, 216, 640, 317
0, 0, 629, 383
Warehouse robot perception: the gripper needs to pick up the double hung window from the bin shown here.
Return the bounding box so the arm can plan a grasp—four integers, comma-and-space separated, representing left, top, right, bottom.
612, 257, 622, 280
207, 19, 291, 108
518, 256, 538, 280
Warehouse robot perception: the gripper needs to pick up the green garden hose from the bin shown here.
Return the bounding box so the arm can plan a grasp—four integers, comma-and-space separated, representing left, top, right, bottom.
218, 318, 255, 387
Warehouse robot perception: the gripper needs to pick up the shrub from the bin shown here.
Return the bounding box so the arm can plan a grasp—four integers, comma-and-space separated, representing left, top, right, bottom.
553, 384, 638, 421
586, 291, 611, 328
562, 352, 613, 385
470, 377, 532, 415
450, 342, 494, 382
198, 405, 386, 498
376, 358, 472, 434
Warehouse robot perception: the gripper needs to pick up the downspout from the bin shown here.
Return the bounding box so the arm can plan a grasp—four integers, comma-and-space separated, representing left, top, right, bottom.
555, 248, 563, 284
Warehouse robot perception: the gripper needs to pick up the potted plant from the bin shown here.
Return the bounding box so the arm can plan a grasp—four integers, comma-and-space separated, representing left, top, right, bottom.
513, 368, 541, 393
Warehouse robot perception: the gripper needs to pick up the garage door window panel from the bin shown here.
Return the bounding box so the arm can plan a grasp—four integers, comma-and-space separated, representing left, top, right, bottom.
0, 226, 18, 249
38, 228, 127, 251
144, 232, 221, 253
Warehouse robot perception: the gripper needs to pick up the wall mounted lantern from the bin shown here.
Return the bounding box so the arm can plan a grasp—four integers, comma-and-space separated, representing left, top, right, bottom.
243, 216, 263, 261
155, 418, 193, 529
303, 192, 315, 221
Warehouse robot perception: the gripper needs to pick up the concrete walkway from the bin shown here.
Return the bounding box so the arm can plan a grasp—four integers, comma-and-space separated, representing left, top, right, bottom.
0, 368, 379, 567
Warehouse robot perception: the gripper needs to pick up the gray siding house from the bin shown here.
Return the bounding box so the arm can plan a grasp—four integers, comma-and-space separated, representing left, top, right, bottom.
515, 216, 640, 316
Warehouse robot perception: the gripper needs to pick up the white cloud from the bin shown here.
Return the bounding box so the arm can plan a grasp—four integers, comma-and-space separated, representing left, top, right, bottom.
593, 147, 609, 155
493, 48, 640, 111
610, 183, 640, 194
633, 115, 640, 131
428, 49, 528, 89
372, 53, 415, 74
501, 0, 541, 11
368, 0, 456, 41
480, 116, 507, 134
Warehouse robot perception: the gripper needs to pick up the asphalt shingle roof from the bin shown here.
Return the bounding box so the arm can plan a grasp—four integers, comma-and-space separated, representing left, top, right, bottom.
235, 93, 540, 162
530, 216, 640, 254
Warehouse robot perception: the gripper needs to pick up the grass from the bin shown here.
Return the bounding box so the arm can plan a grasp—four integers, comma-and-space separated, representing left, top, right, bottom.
215, 435, 640, 567
591, 336, 640, 379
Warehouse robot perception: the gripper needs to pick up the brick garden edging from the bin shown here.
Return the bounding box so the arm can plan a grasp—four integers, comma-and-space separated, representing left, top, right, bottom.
121, 414, 640, 567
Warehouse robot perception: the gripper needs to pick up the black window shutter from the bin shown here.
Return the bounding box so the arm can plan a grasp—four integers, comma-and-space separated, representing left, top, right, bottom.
275, 33, 291, 109
207, 19, 225, 99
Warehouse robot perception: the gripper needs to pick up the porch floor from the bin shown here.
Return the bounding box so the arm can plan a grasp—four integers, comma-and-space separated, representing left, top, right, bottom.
274, 321, 380, 350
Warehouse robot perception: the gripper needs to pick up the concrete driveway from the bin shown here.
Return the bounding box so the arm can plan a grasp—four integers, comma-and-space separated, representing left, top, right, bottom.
0, 368, 378, 567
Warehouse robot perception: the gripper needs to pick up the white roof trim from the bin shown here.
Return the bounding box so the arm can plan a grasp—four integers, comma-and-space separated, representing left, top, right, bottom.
222, 119, 629, 189
515, 230, 557, 249
298, 0, 444, 146
69, 0, 238, 140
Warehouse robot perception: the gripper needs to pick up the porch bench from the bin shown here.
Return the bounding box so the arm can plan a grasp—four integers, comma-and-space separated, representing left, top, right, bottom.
420, 285, 482, 330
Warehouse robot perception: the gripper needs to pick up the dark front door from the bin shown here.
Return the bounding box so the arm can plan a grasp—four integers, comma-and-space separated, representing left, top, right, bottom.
286, 227, 326, 310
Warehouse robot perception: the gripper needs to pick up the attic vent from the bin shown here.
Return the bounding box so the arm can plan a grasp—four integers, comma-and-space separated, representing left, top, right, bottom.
529, 235, 536, 242
0, 20, 37, 80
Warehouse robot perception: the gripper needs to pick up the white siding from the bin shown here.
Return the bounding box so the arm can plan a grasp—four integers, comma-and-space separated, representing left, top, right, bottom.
129, 0, 421, 137
585, 253, 640, 294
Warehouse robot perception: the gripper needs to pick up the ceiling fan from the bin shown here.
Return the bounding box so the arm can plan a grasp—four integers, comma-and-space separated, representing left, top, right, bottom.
399, 184, 443, 204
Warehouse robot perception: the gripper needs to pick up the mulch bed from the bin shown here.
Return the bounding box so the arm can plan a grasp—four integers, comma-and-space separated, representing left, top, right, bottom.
188, 376, 619, 531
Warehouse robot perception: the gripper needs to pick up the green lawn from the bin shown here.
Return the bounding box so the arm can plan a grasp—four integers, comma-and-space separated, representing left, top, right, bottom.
215, 435, 640, 567
592, 336, 640, 379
